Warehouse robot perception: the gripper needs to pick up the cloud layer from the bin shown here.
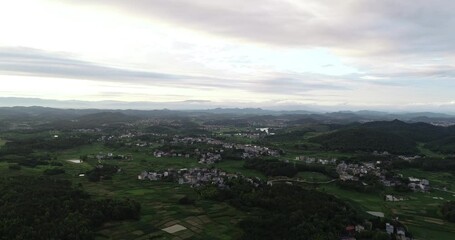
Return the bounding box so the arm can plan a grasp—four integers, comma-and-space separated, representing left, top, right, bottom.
0, 47, 349, 95
70, 0, 455, 56
0, 0, 454, 111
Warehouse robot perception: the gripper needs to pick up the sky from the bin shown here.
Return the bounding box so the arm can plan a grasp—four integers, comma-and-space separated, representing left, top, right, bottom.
0, 0, 455, 111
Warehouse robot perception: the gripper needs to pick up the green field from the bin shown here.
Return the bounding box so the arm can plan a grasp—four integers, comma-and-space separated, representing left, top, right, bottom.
296, 171, 331, 182
417, 143, 446, 158
2, 137, 455, 239
0, 138, 6, 148
60, 145, 246, 239
215, 160, 265, 179
0, 143, 248, 239
400, 168, 455, 191
319, 175, 455, 240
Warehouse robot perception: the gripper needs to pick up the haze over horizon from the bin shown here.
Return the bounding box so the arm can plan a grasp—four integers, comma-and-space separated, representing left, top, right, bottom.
1, 1, 455, 112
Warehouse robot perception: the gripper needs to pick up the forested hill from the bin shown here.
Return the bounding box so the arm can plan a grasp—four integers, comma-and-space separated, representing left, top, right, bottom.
0, 176, 141, 240
311, 120, 455, 154
359, 120, 454, 141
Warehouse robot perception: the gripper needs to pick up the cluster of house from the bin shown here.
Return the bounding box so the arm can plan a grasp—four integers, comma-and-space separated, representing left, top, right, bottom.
171, 136, 280, 158
138, 168, 236, 188
153, 150, 191, 158
86, 152, 133, 161
385, 223, 408, 239
407, 177, 430, 192
223, 143, 280, 158
398, 155, 421, 161
255, 127, 275, 135
75, 128, 101, 133
379, 174, 430, 192
343, 221, 410, 240
96, 127, 171, 146
295, 155, 337, 165
154, 136, 280, 163
216, 128, 276, 139
336, 162, 381, 181
170, 137, 220, 145
98, 135, 116, 142
153, 148, 222, 164
336, 161, 431, 193
385, 194, 405, 202
343, 223, 367, 239
198, 152, 222, 164
379, 175, 403, 188
138, 167, 265, 189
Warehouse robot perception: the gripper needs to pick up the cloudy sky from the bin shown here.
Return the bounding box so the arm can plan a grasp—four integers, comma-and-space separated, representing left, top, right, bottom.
1, 0, 455, 111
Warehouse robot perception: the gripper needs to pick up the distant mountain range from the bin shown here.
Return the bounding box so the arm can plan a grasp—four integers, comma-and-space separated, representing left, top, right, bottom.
1, 97, 455, 114
0, 97, 455, 125
0, 105, 455, 126
1, 104, 455, 155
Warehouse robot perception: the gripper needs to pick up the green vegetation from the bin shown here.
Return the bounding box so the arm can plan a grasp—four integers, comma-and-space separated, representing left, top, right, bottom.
311, 128, 418, 154
426, 136, 455, 154
244, 158, 298, 177
311, 120, 455, 155
0, 176, 140, 240
0, 138, 6, 147
215, 160, 265, 179
1, 108, 455, 239
392, 158, 455, 173
320, 178, 455, 240
442, 201, 455, 222
86, 164, 119, 181
198, 180, 361, 240
336, 177, 384, 193
296, 171, 330, 182
43, 167, 66, 175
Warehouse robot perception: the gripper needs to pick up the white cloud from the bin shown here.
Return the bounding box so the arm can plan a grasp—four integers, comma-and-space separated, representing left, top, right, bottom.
0, 0, 454, 111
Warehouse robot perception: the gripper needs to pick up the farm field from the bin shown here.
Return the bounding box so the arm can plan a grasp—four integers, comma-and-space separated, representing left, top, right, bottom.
2, 108, 455, 239
296, 171, 331, 182
0, 143, 246, 240
317, 173, 455, 240
0, 138, 6, 147
59, 145, 245, 239
214, 160, 265, 179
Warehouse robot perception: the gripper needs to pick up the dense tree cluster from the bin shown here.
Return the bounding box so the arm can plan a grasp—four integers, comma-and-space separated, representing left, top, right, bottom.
425, 136, 455, 154
43, 167, 66, 175
442, 201, 455, 222
221, 148, 244, 160
0, 176, 140, 240
391, 157, 455, 172
312, 128, 418, 154
244, 158, 298, 177
311, 120, 455, 154
0, 133, 94, 168
86, 164, 120, 182
296, 163, 338, 178
244, 158, 338, 179
1, 134, 94, 153
337, 177, 384, 193
197, 179, 361, 239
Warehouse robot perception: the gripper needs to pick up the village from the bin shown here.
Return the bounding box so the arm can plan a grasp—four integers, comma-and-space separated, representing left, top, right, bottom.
336, 161, 431, 193
52, 124, 449, 240
137, 166, 414, 240
137, 167, 262, 189
295, 155, 338, 165
153, 136, 280, 164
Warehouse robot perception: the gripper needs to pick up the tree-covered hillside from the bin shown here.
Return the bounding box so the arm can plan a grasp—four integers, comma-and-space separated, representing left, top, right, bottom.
0, 176, 141, 240
310, 120, 455, 154
311, 128, 418, 154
